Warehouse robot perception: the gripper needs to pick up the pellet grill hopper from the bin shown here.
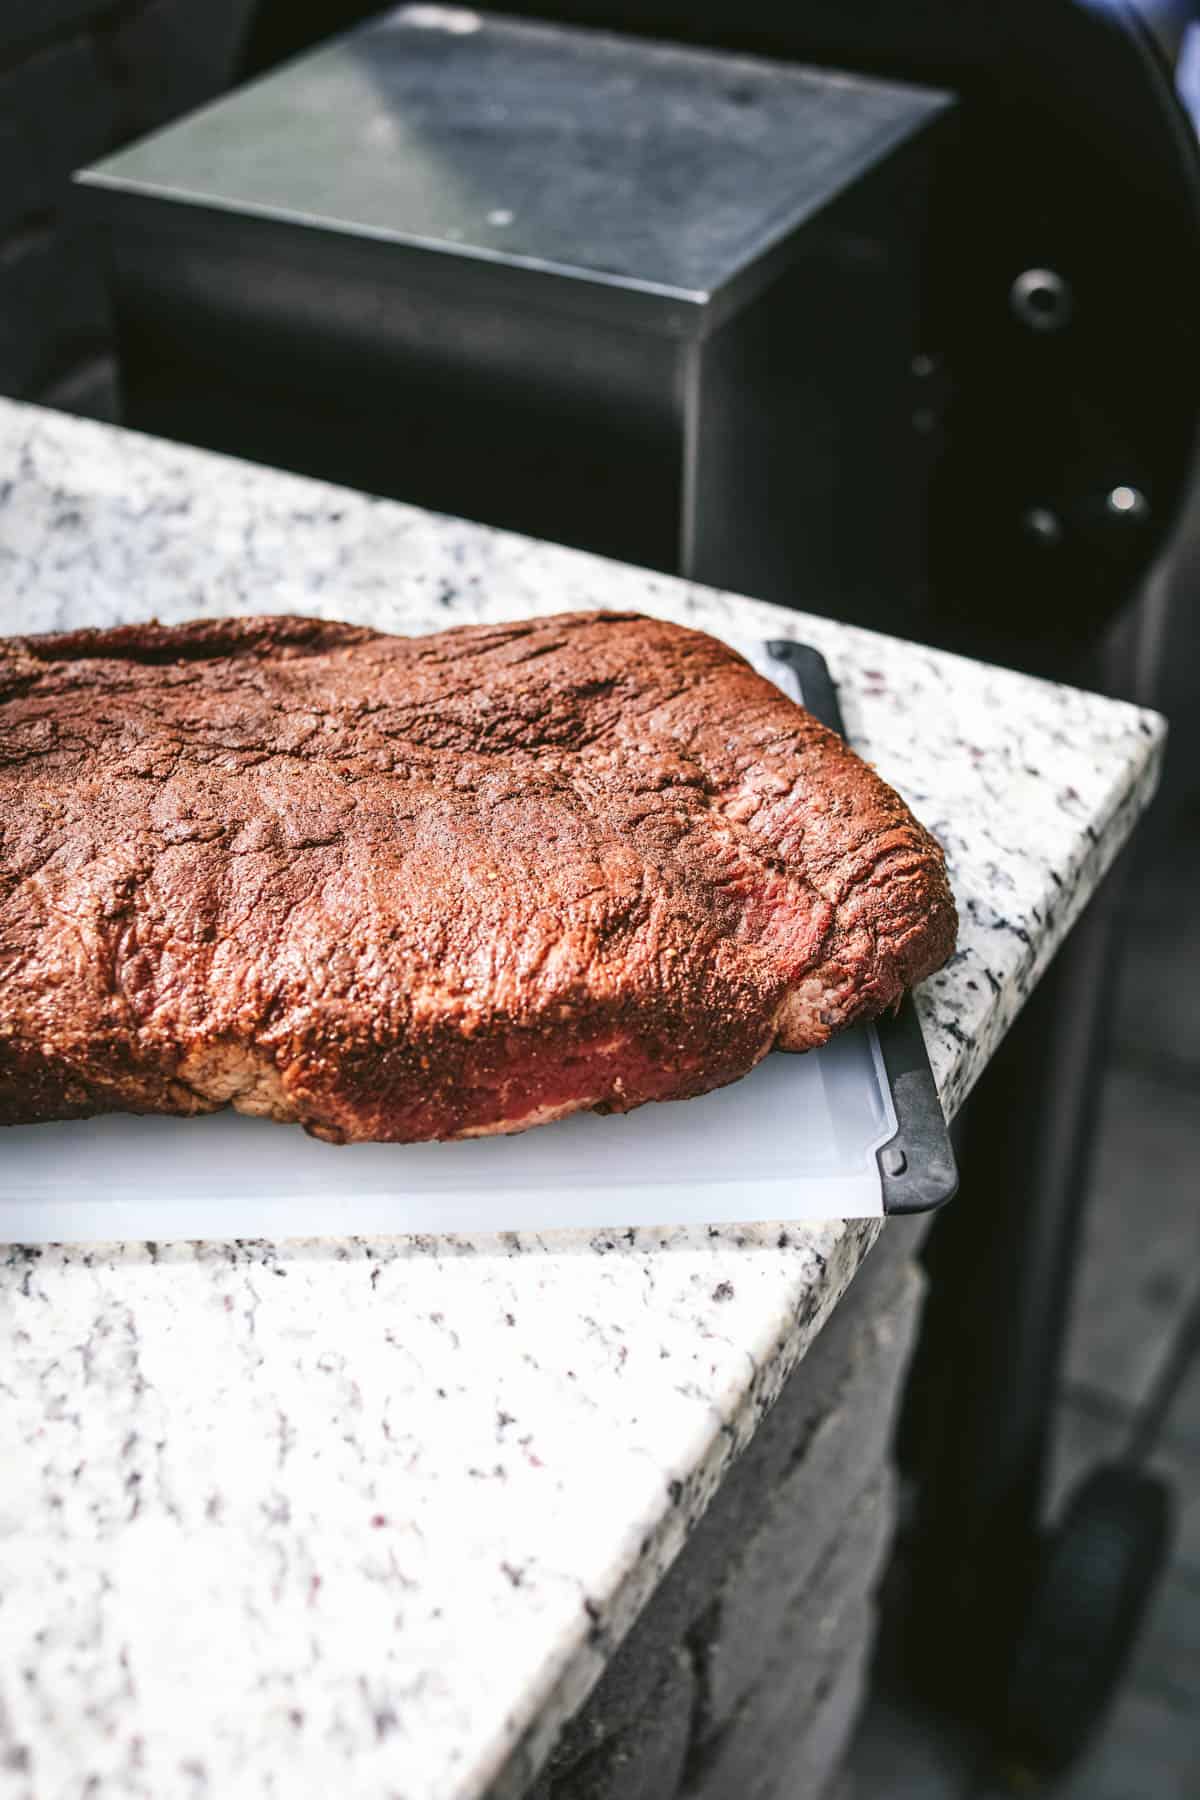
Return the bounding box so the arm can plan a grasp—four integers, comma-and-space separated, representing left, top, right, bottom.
74, 6, 951, 635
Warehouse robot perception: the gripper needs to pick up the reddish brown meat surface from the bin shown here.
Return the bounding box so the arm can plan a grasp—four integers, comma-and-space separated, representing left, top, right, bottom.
0, 611, 956, 1142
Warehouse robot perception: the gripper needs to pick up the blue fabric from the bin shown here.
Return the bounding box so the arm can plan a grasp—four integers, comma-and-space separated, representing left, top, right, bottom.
1181, 24, 1200, 122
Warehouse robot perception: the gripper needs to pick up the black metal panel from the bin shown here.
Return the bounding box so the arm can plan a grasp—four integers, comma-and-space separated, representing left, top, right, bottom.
687, 127, 947, 633
88, 190, 687, 567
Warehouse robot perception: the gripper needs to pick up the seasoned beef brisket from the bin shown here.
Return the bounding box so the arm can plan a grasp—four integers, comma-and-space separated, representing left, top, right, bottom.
0, 611, 956, 1142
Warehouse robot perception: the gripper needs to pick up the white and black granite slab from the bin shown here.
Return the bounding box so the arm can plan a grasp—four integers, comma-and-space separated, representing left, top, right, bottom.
0, 402, 1165, 1800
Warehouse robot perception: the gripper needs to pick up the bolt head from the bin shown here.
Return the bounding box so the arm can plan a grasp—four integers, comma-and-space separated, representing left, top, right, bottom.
1011, 268, 1073, 332
1106, 485, 1149, 522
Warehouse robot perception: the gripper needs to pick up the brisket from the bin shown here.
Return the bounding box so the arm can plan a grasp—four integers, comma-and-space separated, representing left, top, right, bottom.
0, 611, 956, 1142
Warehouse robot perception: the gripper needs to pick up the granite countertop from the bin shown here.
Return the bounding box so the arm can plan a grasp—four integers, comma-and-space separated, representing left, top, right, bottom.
0, 401, 1164, 1800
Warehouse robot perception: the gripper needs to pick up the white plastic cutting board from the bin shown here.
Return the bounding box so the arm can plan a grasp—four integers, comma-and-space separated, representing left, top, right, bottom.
0, 642, 895, 1241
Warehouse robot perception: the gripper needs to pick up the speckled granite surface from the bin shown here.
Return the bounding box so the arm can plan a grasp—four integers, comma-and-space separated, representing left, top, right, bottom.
0, 402, 1165, 1800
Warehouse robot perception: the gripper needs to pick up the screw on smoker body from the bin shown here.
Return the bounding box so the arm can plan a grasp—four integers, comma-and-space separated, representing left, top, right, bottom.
1010, 268, 1073, 332
1106, 485, 1150, 523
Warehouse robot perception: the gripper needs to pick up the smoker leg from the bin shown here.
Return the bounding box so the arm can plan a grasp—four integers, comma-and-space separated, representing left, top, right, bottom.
897, 856, 1130, 1714
896, 582, 1169, 1716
